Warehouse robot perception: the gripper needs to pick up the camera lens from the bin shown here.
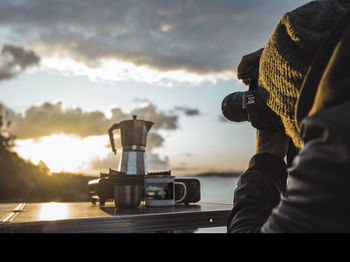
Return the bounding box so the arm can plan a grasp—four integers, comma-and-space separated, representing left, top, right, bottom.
221, 92, 248, 122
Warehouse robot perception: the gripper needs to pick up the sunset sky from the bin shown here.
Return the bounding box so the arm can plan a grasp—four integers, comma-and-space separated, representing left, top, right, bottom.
0, 0, 309, 176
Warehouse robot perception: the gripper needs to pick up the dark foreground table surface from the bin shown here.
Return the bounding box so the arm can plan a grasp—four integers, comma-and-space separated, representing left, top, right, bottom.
0, 201, 232, 233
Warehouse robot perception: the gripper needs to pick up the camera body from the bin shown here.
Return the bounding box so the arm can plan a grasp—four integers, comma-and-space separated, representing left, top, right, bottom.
221, 80, 282, 130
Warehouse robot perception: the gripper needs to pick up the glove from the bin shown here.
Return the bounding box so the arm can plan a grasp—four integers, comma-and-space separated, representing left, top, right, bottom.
256, 129, 289, 159
237, 48, 264, 85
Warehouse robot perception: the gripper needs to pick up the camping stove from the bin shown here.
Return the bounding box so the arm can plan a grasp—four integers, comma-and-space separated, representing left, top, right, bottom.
87, 115, 200, 208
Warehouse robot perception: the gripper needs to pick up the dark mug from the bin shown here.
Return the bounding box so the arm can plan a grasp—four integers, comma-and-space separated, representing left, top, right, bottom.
144, 176, 187, 207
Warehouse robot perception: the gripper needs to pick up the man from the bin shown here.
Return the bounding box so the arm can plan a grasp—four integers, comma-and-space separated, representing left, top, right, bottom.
227, 0, 350, 232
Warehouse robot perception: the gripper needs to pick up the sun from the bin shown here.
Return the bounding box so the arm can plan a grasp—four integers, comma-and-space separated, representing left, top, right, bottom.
13, 134, 111, 174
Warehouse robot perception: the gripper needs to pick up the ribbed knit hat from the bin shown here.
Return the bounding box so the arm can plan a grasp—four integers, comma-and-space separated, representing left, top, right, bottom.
257, 0, 350, 147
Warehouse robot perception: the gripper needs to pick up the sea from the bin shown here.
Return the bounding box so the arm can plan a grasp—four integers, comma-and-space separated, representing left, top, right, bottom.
181, 175, 239, 233
191, 175, 239, 204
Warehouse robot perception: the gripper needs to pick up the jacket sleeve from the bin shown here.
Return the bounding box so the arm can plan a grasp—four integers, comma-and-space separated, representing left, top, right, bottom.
228, 101, 350, 233
261, 102, 350, 232
227, 153, 288, 233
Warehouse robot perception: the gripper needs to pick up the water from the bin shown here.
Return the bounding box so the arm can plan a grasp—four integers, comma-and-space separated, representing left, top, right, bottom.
184, 175, 239, 233
195, 176, 238, 204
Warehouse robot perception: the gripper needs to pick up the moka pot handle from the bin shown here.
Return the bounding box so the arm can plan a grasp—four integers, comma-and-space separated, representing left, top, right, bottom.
108, 123, 120, 155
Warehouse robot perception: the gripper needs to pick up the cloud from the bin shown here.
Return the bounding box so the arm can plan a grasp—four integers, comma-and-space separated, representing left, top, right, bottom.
0, 44, 40, 81
8, 102, 109, 139
7, 101, 179, 139
129, 103, 178, 130
0, 0, 310, 84
4, 101, 180, 172
174, 106, 200, 116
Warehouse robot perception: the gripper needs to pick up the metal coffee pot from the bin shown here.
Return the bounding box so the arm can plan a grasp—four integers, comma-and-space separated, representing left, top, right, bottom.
108, 115, 153, 175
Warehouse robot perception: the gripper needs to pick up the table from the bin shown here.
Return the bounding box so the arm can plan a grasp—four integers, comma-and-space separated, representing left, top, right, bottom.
0, 202, 232, 233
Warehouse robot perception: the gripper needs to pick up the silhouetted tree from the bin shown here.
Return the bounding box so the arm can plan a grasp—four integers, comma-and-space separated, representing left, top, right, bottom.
0, 107, 93, 202
0, 109, 15, 151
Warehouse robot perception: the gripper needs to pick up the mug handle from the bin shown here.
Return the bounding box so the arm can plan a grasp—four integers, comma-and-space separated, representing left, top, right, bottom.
174, 182, 187, 203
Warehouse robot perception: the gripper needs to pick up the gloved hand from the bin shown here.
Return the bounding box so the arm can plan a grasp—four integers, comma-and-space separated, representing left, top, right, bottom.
237, 48, 264, 85
256, 129, 290, 159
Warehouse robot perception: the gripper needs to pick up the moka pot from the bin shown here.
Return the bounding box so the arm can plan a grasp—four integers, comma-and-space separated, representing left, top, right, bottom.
108, 115, 153, 175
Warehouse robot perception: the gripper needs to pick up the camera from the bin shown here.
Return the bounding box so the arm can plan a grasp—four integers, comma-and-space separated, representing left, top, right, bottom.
221, 80, 283, 130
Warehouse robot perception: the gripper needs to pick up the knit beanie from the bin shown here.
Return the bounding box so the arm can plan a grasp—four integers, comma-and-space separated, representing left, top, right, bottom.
257, 0, 350, 148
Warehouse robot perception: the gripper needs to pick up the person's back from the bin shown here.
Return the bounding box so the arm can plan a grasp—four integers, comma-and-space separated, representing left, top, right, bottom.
227, 0, 350, 233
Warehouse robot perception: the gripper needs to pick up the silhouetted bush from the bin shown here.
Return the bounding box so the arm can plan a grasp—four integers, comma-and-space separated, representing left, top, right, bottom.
0, 146, 94, 203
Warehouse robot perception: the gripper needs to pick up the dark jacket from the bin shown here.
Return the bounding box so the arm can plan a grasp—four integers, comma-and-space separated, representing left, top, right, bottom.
227, 11, 350, 233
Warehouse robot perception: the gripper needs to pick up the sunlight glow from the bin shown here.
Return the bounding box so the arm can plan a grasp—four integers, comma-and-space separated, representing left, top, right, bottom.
13, 134, 111, 174
41, 56, 232, 86
39, 202, 69, 221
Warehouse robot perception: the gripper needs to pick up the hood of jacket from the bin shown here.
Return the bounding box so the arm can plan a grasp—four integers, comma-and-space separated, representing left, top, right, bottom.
296, 10, 350, 128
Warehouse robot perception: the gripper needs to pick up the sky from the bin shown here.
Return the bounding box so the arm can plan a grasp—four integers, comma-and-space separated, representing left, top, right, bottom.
0, 0, 310, 176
